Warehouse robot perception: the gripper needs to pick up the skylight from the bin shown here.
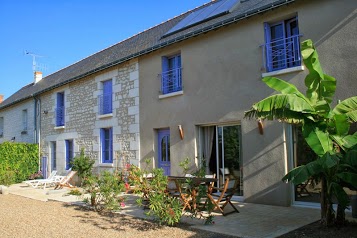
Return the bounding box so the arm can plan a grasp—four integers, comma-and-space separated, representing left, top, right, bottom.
163, 0, 240, 37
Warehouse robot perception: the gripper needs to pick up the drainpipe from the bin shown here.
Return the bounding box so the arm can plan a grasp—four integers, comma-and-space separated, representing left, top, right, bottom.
33, 95, 41, 171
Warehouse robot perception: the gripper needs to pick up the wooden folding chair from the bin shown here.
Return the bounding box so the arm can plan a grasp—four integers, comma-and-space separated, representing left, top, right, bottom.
207, 178, 239, 216
174, 179, 193, 212
54, 171, 77, 189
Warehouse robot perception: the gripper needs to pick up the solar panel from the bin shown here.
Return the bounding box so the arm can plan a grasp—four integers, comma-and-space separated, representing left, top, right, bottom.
164, 0, 239, 36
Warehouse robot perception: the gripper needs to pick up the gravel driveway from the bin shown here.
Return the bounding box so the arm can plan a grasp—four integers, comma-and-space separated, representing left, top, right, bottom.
0, 194, 236, 238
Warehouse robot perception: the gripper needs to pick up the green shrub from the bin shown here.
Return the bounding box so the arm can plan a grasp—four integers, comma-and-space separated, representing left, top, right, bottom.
0, 142, 38, 185
70, 148, 95, 181
83, 171, 125, 212
136, 167, 183, 226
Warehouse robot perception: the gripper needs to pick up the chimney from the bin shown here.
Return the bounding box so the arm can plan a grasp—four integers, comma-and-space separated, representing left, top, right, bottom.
34, 71, 42, 84
0, 94, 3, 103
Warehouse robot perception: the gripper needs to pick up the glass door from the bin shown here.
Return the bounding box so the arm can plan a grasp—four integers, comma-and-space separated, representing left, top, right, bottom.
292, 126, 320, 204
216, 125, 243, 196
199, 124, 243, 197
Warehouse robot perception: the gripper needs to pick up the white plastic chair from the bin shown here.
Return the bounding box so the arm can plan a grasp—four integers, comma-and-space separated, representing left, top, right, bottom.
23, 170, 58, 189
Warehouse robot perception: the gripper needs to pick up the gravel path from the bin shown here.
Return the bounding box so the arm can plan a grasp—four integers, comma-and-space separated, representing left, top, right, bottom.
0, 194, 236, 238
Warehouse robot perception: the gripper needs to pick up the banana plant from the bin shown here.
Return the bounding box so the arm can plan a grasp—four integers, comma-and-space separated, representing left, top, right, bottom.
244, 39, 357, 226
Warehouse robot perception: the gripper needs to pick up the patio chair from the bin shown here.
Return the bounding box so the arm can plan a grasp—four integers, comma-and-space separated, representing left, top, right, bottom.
54, 171, 77, 189
206, 178, 239, 216
23, 170, 59, 189
174, 179, 193, 212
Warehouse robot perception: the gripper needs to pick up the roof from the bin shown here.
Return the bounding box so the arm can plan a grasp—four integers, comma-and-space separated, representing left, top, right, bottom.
0, 0, 296, 110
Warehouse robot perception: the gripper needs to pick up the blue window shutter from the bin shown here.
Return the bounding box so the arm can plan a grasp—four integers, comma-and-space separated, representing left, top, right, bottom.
56, 92, 65, 126
175, 55, 182, 90
162, 57, 169, 94
100, 128, 105, 163
65, 140, 69, 170
109, 128, 113, 163
175, 55, 181, 68
264, 22, 272, 72
102, 80, 112, 114
162, 56, 169, 72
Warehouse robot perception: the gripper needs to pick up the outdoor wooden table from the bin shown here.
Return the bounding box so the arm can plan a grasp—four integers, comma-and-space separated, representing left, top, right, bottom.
168, 176, 218, 211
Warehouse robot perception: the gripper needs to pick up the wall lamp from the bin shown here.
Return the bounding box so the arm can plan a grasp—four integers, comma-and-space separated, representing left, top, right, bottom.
178, 125, 184, 140
11, 137, 16, 142
43, 110, 48, 114
258, 119, 264, 135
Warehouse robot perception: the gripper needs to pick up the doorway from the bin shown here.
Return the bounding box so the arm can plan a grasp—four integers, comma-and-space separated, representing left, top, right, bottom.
199, 124, 243, 196
158, 129, 170, 176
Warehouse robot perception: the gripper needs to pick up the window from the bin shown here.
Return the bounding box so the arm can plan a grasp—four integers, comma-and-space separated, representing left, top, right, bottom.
65, 140, 74, 170
161, 54, 182, 94
22, 109, 28, 133
51, 142, 57, 170
0, 117, 3, 137
100, 128, 113, 163
99, 79, 112, 115
56, 92, 65, 126
264, 16, 301, 72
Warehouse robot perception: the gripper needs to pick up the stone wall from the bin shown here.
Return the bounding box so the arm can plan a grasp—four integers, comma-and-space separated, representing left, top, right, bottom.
40, 59, 140, 174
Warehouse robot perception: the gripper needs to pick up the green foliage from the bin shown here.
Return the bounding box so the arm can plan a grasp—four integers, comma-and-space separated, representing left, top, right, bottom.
0, 142, 38, 185
70, 148, 95, 180
179, 157, 190, 176
67, 188, 82, 196
143, 168, 182, 226
82, 171, 125, 212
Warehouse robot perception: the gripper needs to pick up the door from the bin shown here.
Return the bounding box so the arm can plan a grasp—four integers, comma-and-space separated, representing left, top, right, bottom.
291, 125, 320, 204
216, 125, 243, 196
199, 125, 243, 196
158, 129, 170, 176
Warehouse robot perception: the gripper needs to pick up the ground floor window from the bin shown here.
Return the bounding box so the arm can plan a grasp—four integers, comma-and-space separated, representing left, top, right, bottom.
51, 141, 56, 170
101, 128, 113, 163
65, 140, 74, 170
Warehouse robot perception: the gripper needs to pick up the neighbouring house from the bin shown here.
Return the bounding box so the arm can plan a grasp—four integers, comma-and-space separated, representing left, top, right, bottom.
0, 72, 41, 144
0, 0, 355, 207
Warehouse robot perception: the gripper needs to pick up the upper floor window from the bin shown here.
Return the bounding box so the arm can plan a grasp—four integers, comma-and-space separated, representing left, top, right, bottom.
56, 92, 65, 127
22, 109, 28, 133
99, 79, 113, 115
100, 127, 113, 163
161, 54, 182, 94
263, 16, 301, 72
0, 117, 3, 137
65, 139, 74, 170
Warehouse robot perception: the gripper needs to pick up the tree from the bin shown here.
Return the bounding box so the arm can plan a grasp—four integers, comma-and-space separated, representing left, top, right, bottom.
244, 39, 357, 226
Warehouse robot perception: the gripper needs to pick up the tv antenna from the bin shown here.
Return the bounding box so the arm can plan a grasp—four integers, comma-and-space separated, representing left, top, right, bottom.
24, 50, 47, 73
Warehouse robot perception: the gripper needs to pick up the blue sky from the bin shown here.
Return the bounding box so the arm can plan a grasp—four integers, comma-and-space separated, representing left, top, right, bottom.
0, 0, 209, 99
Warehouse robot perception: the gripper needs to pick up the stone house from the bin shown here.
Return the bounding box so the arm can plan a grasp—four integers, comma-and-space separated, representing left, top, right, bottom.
0, 0, 356, 207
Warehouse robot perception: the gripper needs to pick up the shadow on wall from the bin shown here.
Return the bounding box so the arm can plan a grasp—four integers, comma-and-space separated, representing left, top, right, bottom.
245, 180, 291, 206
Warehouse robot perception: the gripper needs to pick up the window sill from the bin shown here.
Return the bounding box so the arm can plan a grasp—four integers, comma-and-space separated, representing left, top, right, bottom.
98, 113, 113, 119
262, 66, 304, 78
54, 126, 65, 130
159, 90, 183, 99
99, 163, 114, 168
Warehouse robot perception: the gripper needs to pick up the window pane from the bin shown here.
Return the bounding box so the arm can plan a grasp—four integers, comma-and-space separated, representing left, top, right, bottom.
161, 137, 167, 162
